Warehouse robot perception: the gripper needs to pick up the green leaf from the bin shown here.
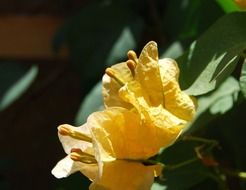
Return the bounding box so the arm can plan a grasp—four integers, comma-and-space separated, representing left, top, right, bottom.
163, 0, 223, 43
199, 77, 239, 114
0, 64, 38, 111
106, 27, 136, 66
160, 41, 184, 59
54, 1, 136, 81
239, 61, 246, 98
210, 95, 234, 114
151, 183, 167, 190
186, 77, 240, 133
177, 12, 246, 95
216, 0, 241, 13
75, 82, 103, 125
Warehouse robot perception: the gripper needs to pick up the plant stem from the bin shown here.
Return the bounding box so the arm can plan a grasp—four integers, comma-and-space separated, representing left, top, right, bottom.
164, 157, 198, 170
182, 135, 218, 145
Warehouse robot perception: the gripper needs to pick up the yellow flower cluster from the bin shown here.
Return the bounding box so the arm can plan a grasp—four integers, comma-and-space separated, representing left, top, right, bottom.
52, 41, 196, 190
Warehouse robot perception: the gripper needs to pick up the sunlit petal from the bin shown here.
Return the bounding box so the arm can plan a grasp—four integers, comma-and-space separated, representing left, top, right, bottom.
89, 160, 160, 190
87, 107, 182, 160
58, 124, 94, 155
52, 155, 98, 181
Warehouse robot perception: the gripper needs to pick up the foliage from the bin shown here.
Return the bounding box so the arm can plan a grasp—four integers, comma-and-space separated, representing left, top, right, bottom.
1, 0, 246, 189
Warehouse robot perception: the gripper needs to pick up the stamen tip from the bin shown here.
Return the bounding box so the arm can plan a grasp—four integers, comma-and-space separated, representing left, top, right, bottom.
127, 50, 138, 64
127, 50, 136, 58
70, 152, 81, 162
105, 68, 115, 78
71, 148, 82, 154
58, 124, 71, 136
127, 60, 136, 69
105, 67, 125, 86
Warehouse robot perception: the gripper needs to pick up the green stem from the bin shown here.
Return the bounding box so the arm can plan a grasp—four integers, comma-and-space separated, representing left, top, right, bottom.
182, 135, 218, 145
164, 157, 198, 170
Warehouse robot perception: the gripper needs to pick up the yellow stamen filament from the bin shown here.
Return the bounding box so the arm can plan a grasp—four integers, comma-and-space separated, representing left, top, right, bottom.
58, 124, 92, 143
70, 148, 97, 164
126, 60, 136, 76
105, 68, 125, 86
127, 50, 138, 64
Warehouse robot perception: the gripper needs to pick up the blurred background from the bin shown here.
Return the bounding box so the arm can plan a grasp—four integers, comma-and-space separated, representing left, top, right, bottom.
0, 0, 245, 189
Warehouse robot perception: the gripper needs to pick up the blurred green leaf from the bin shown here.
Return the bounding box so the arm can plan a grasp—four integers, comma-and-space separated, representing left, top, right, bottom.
54, 1, 137, 82
239, 61, 246, 98
186, 77, 240, 133
75, 82, 103, 125
160, 41, 184, 59
151, 182, 167, 190
216, 0, 241, 13
177, 12, 246, 95
210, 96, 234, 114
163, 0, 223, 44
106, 27, 136, 66
0, 64, 38, 111
199, 77, 239, 114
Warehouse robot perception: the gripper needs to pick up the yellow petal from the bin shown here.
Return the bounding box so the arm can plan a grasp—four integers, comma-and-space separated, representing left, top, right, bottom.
58, 124, 94, 155
102, 62, 133, 109
87, 107, 183, 161
158, 58, 179, 86
87, 108, 158, 160
159, 58, 197, 121
146, 106, 184, 148
164, 89, 197, 121
135, 41, 164, 106
89, 160, 160, 190
102, 72, 132, 109
52, 155, 98, 181
119, 80, 149, 118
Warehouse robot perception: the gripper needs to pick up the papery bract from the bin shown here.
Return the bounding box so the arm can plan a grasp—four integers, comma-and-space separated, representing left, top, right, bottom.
103, 41, 196, 148
53, 41, 196, 190
90, 160, 161, 190
52, 108, 162, 190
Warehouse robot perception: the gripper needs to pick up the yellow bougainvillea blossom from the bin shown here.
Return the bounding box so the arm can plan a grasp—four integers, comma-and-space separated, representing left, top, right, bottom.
52, 107, 162, 190
53, 41, 196, 189
103, 41, 196, 148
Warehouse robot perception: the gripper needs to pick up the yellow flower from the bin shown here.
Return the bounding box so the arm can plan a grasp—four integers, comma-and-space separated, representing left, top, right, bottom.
103, 41, 196, 148
52, 107, 162, 190
234, 0, 246, 9
52, 41, 196, 189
